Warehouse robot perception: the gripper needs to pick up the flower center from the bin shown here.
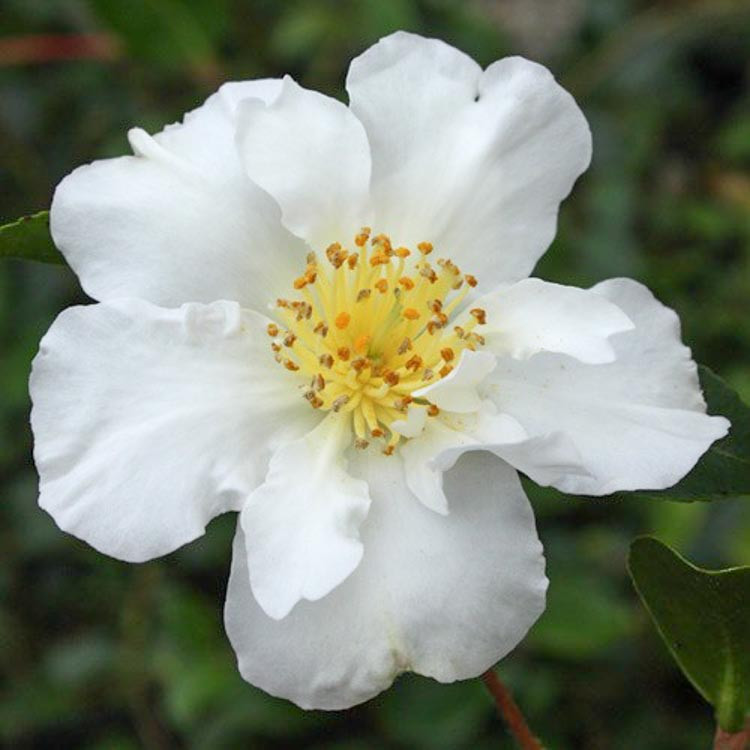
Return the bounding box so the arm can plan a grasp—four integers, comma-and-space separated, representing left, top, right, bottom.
268, 228, 487, 454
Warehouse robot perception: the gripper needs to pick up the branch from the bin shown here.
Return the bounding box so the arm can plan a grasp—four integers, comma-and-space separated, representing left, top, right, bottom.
481, 669, 542, 750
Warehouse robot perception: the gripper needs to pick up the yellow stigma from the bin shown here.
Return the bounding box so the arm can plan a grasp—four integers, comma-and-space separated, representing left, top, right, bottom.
269, 229, 487, 454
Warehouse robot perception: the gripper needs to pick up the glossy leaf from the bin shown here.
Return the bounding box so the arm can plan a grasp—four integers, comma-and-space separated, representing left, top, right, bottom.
628, 537, 750, 732
0, 212, 64, 265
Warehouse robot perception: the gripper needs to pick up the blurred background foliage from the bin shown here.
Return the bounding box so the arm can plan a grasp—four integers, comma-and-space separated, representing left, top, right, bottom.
1, 0, 749, 748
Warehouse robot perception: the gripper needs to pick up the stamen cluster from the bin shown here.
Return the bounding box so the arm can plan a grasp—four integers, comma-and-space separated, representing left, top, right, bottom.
268, 228, 486, 453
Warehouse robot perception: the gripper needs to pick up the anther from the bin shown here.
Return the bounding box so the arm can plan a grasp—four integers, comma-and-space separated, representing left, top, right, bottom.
395, 247, 411, 258
266, 323, 279, 337
356, 289, 372, 302
403, 308, 420, 320
319, 353, 334, 368
427, 404, 440, 417
374, 279, 388, 293
284, 359, 300, 372
313, 321, 329, 337
354, 438, 369, 450
417, 241, 433, 255
470, 308, 487, 325
371, 428, 384, 438
397, 337, 412, 354
354, 227, 371, 247
283, 332, 296, 347
311, 373, 325, 392
332, 395, 350, 412
439, 364, 453, 378
465, 274, 478, 287
405, 355, 423, 371
337, 346, 351, 361
335, 312, 351, 330
354, 334, 370, 354
422, 368, 435, 381
440, 347, 455, 362
398, 277, 415, 290
351, 357, 370, 373
419, 264, 438, 283
384, 371, 400, 386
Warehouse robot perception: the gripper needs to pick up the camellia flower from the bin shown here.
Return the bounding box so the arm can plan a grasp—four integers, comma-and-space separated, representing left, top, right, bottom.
31, 32, 729, 710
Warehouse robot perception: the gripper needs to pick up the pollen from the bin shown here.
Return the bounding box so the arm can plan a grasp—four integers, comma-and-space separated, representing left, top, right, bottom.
335, 312, 351, 329
354, 334, 371, 354
268, 228, 487, 453
403, 308, 420, 320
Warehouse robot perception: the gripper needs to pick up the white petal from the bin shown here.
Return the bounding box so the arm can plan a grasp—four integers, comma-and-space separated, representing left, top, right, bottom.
51, 80, 307, 308
236, 76, 372, 249
476, 278, 634, 363
401, 412, 587, 514
485, 278, 730, 495
224, 450, 546, 709
240, 414, 371, 620
30, 299, 316, 562
390, 405, 428, 439
413, 350, 496, 413
346, 32, 591, 286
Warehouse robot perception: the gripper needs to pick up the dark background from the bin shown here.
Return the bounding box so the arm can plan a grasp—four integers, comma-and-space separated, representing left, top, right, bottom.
1, 1, 749, 748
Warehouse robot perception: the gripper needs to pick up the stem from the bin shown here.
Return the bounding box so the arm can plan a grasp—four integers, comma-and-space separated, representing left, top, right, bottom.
481, 669, 542, 750
715, 720, 750, 750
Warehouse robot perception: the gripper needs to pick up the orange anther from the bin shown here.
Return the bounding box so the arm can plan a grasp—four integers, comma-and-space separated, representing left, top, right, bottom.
439, 364, 453, 378
384, 370, 400, 386
470, 308, 487, 325
375, 279, 388, 293
427, 404, 440, 417
266, 323, 279, 337
354, 334, 370, 354
337, 346, 351, 361
465, 274, 478, 287
417, 241, 433, 255
440, 347, 455, 362
395, 247, 411, 258
398, 277, 415, 290
354, 227, 371, 247
403, 308, 420, 320
335, 311, 351, 329
405, 355, 423, 371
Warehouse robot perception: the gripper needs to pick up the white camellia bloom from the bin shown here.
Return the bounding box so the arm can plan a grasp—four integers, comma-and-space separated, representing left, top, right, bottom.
32, 32, 729, 710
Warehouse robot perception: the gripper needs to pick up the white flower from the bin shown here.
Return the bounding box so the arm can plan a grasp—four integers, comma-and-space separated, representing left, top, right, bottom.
31, 32, 728, 710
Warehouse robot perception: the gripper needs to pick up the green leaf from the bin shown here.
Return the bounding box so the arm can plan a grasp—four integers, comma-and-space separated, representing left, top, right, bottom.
628, 537, 750, 731
0, 212, 64, 265
622, 366, 750, 502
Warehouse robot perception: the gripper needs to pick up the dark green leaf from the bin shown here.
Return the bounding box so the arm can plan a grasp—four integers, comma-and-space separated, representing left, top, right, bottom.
0, 212, 64, 265
624, 367, 750, 502
628, 537, 750, 731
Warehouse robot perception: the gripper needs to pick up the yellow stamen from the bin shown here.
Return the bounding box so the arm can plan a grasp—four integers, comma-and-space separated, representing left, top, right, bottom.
268, 231, 487, 453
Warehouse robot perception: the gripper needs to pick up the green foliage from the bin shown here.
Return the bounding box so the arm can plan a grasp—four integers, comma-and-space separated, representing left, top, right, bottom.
0, 212, 63, 265
629, 537, 750, 732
